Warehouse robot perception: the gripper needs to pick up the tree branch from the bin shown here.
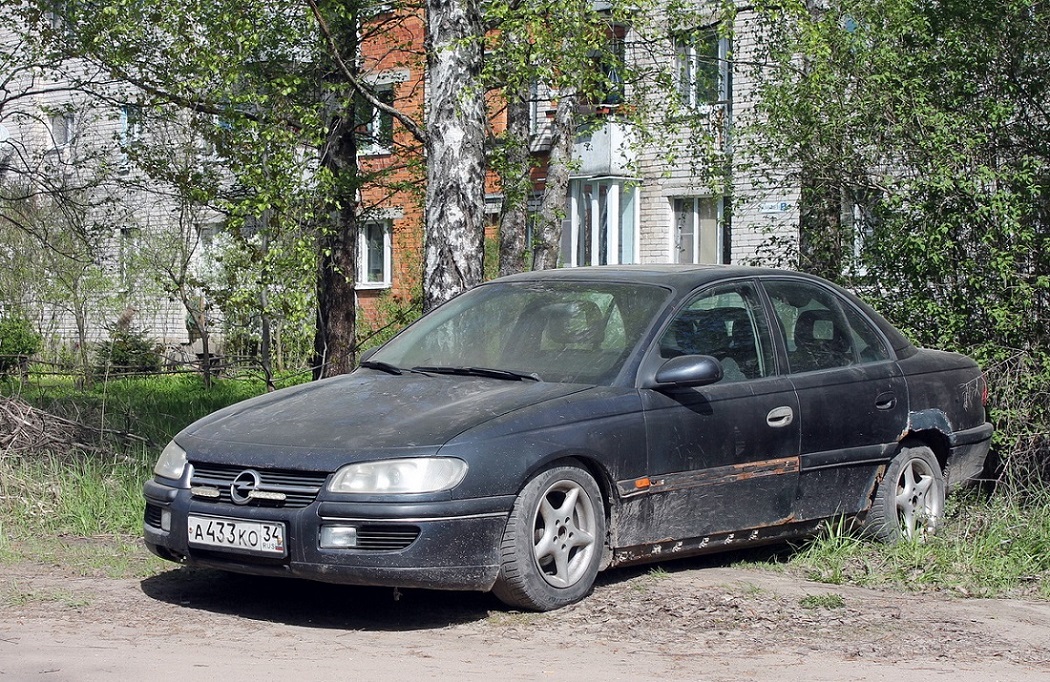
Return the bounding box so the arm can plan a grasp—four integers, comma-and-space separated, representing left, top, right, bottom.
305, 0, 427, 144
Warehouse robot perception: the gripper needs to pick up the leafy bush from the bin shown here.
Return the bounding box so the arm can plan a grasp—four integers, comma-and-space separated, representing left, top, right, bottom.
94, 327, 161, 376
0, 314, 42, 373
977, 349, 1050, 491
743, 0, 1050, 491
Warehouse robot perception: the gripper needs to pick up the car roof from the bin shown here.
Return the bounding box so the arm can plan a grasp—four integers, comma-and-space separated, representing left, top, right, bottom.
495, 264, 785, 289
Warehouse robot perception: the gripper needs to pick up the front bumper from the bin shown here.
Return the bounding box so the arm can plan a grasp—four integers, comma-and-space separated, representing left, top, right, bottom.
143, 479, 512, 591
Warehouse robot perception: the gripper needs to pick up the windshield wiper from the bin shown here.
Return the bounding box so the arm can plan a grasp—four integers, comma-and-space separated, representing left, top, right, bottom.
360, 360, 404, 375
361, 360, 435, 376
412, 366, 542, 382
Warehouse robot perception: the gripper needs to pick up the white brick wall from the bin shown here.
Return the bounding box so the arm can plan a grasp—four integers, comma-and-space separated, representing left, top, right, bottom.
624, 4, 800, 267
1, 26, 209, 348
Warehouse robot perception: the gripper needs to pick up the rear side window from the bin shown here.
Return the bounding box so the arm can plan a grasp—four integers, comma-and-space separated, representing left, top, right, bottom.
763, 280, 890, 373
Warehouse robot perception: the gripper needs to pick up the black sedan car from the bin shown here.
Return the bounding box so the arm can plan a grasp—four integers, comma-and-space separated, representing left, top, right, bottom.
144, 266, 992, 611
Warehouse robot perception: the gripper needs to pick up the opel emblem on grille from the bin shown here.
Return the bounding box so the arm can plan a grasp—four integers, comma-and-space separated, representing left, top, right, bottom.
230, 469, 262, 505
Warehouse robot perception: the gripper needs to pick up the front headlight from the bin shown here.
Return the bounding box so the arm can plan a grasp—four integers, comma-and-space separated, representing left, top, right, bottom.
328, 457, 467, 494
154, 441, 188, 480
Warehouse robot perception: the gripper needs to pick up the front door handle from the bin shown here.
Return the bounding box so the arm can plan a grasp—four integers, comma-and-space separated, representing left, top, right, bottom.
766, 406, 794, 428
875, 392, 897, 410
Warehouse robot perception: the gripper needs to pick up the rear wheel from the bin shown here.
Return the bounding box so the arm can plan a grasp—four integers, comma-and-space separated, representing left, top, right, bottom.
868, 444, 944, 543
492, 465, 605, 611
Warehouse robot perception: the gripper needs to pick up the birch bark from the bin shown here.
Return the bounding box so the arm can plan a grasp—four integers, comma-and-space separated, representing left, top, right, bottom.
531, 87, 578, 270
424, 0, 487, 310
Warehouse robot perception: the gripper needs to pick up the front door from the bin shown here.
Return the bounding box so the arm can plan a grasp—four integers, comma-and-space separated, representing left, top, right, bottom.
619, 281, 801, 547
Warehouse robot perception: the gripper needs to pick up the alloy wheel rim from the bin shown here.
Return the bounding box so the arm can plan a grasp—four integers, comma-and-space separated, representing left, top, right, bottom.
894, 457, 942, 540
530, 480, 597, 588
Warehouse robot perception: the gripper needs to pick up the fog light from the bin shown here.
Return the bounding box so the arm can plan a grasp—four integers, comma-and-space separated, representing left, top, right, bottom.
320, 525, 358, 549
161, 509, 172, 532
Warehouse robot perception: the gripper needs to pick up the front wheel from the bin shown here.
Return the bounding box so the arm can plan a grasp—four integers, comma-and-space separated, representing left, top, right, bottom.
492, 465, 605, 611
867, 444, 945, 543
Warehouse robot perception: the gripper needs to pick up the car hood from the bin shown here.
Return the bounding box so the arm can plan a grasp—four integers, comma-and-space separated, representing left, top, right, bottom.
176, 371, 589, 468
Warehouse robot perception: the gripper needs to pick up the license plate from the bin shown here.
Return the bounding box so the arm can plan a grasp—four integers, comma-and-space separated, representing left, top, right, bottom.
187, 515, 286, 557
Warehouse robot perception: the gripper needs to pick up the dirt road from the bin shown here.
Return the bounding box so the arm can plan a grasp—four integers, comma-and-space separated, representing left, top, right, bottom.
2, 552, 1049, 681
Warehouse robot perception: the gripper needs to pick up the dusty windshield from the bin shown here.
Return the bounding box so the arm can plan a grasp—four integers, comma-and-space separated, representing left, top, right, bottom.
371, 281, 670, 384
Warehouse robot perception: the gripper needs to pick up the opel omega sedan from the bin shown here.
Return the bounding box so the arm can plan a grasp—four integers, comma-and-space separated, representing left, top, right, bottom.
144, 266, 992, 611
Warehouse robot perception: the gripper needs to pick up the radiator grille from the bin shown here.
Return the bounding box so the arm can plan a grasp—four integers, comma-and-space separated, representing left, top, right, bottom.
190, 463, 328, 508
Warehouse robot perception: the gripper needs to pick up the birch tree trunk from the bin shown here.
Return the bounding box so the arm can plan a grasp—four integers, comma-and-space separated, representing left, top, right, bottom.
424, 0, 487, 311
498, 87, 531, 277
531, 87, 578, 270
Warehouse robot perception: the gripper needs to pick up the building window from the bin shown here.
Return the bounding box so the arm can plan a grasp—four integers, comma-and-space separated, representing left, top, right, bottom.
356, 86, 394, 155
567, 178, 638, 267
118, 225, 141, 290
599, 34, 626, 107
358, 220, 392, 287
528, 80, 542, 137
672, 197, 723, 264
675, 26, 729, 108
119, 105, 143, 147
49, 112, 75, 147
47, 0, 71, 34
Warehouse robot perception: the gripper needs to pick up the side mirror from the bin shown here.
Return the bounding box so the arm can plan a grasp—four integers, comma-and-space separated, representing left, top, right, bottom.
648, 355, 723, 388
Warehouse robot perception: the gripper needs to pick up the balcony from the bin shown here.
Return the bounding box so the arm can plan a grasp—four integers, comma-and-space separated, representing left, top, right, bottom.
572, 117, 636, 177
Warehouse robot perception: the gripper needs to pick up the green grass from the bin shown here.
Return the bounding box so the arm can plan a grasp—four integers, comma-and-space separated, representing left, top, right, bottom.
2, 583, 91, 609
799, 593, 845, 609
0, 451, 152, 535
1, 373, 272, 550
789, 490, 1050, 599
11, 372, 274, 446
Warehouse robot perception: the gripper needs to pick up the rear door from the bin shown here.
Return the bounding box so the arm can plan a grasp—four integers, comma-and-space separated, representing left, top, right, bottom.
760, 278, 909, 520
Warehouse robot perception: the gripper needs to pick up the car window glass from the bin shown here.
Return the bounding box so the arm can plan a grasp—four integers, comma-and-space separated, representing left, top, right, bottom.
840, 301, 891, 363
658, 283, 774, 382
764, 280, 887, 372
373, 281, 668, 384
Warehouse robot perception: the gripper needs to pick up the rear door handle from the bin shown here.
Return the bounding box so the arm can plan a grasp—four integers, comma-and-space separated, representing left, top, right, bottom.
875, 392, 897, 410
766, 406, 794, 428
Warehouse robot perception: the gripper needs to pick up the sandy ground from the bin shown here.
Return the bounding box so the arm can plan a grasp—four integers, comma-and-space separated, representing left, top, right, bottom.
2, 551, 1049, 681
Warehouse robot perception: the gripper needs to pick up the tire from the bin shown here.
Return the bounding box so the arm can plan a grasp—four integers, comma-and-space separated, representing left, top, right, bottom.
867, 444, 945, 543
491, 465, 606, 611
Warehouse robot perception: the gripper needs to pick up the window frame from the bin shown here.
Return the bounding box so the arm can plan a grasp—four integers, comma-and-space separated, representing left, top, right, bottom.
674, 25, 730, 110
760, 278, 893, 374
48, 111, 76, 148
670, 196, 724, 264
356, 85, 395, 156
357, 219, 392, 289
567, 177, 640, 267
644, 280, 776, 384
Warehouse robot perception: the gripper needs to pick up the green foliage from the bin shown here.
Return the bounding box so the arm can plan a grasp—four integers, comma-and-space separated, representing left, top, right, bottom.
16, 0, 430, 378
799, 593, 845, 609
978, 350, 1050, 490
0, 314, 42, 372
94, 328, 161, 376
744, 0, 1050, 484
483, 233, 500, 281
